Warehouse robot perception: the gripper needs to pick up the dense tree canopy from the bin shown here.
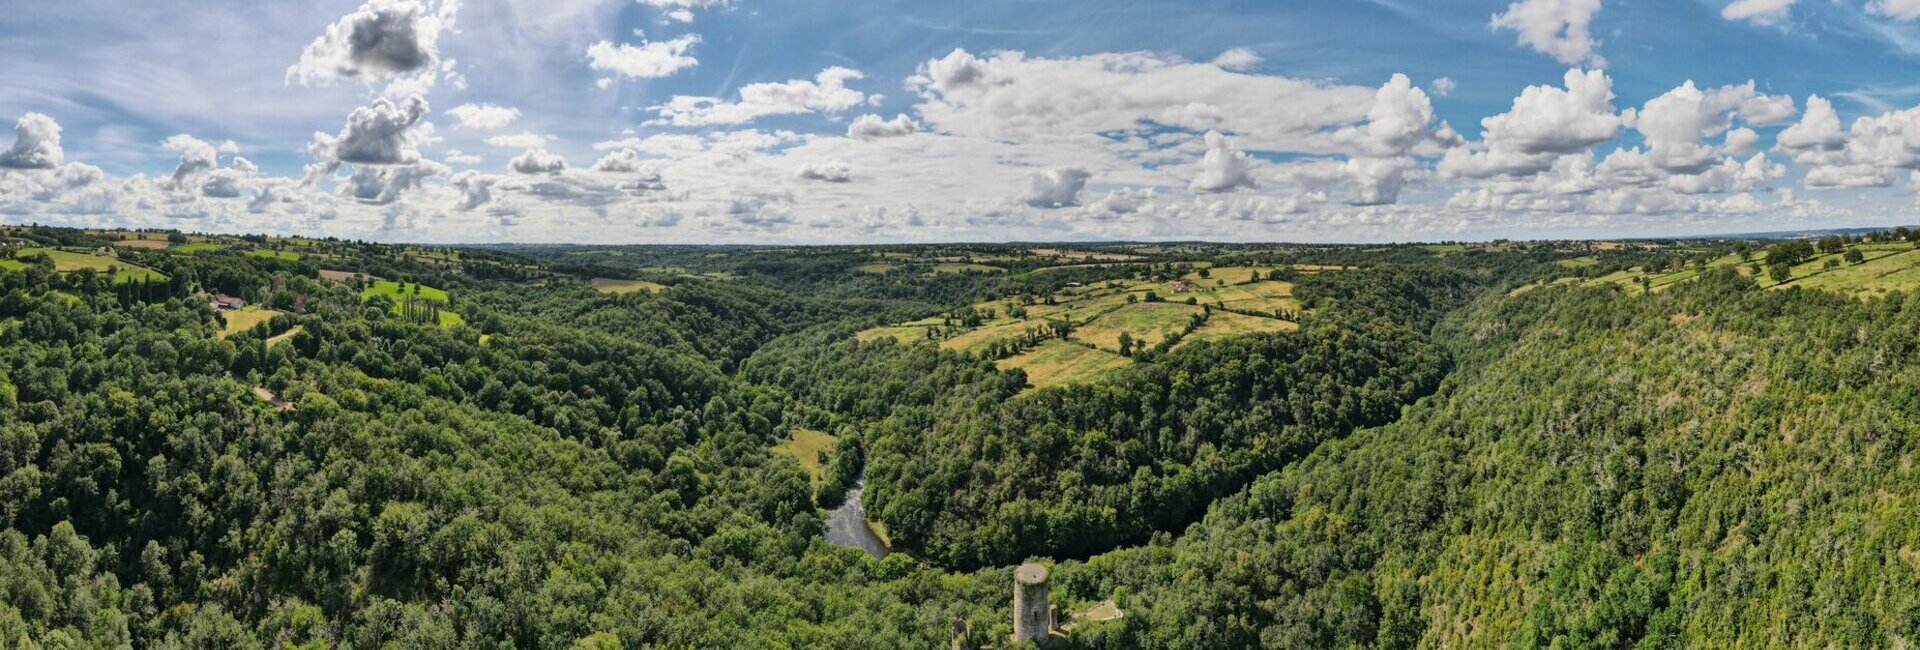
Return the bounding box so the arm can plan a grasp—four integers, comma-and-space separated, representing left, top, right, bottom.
5, 228, 1918, 647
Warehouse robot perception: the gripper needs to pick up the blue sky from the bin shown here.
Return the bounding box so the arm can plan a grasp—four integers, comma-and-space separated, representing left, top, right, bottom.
2, 0, 1920, 243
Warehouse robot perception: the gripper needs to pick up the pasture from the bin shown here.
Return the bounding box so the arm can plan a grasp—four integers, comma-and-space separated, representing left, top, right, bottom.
929, 262, 1005, 274
771, 429, 838, 483
13, 248, 167, 282
857, 264, 1310, 386
219, 309, 283, 338
995, 340, 1133, 390
361, 280, 463, 327
1184, 311, 1299, 343
589, 278, 668, 294
937, 319, 1048, 354
1072, 302, 1204, 352
362, 280, 450, 303
246, 249, 301, 261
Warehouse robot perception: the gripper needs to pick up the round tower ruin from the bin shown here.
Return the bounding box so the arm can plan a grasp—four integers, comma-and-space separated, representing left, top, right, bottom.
1013, 563, 1052, 644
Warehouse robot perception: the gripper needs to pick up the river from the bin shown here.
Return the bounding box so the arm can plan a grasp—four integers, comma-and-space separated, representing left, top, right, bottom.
823, 481, 889, 558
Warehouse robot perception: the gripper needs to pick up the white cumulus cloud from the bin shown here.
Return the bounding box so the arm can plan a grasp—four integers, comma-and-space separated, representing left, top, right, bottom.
485, 132, 555, 149
1870, 0, 1920, 20
287, 0, 459, 86
1722, 0, 1795, 24
1490, 0, 1606, 67
0, 113, 62, 170
162, 134, 218, 188
797, 161, 854, 183
586, 34, 701, 80
447, 103, 521, 130
509, 149, 568, 174
908, 48, 1376, 152
652, 67, 869, 126
848, 113, 919, 140
310, 95, 432, 165
1190, 131, 1257, 193
1212, 48, 1263, 72
1022, 168, 1091, 208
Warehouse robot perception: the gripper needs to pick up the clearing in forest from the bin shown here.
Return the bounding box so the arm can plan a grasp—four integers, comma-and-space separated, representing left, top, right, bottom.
1028, 247, 1142, 261
929, 262, 1005, 274
856, 317, 947, 344
12, 247, 167, 282
266, 326, 304, 347
362, 280, 450, 303
772, 428, 837, 482
1181, 266, 1275, 284
937, 319, 1050, 354
361, 281, 463, 327
857, 265, 1308, 385
319, 269, 381, 282
995, 339, 1133, 390
246, 249, 301, 261
1184, 311, 1299, 342
220, 309, 284, 338
590, 277, 668, 294
1072, 302, 1205, 353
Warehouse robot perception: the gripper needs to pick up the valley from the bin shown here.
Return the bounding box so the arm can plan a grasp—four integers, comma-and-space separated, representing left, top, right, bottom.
2, 226, 1920, 647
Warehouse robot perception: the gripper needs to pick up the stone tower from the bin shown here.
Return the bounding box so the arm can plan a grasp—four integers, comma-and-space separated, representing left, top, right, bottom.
1013, 563, 1051, 644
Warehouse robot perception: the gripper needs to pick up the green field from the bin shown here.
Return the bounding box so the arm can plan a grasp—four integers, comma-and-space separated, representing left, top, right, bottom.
855, 317, 945, 344
929, 262, 1004, 274
219, 309, 283, 338
12, 248, 166, 282
1073, 302, 1205, 353
589, 278, 668, 294
361, 281, 462, 327
936, 319, 1050, 354
853, 263, 899, 274
1778, 247, 1920, 296
771, 429, 837, 483
1183, 311, 1299, 343
1572, 242, 1920, 297
361, 280, 450, 303
266, 325, 304, 347
173, 242, 221, 254
246, 249, 301, 261
1182, 266, 1275, 285
995, 339, 1134, 390
858, 266, 1310, 386
0, 259, 24, 271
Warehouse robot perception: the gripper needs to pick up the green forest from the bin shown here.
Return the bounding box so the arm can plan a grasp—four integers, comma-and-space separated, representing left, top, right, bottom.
3, 227, 1920, 647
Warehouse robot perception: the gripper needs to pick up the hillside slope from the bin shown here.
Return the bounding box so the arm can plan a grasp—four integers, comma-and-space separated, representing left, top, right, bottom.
1073, 269, 1920, 647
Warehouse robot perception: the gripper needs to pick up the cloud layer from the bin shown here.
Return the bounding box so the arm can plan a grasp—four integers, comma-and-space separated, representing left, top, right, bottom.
6, 0, 1918, 244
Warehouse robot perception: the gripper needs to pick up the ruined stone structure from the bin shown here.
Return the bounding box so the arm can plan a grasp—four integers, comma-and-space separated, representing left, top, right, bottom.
950, 618, 972, 650
1013, 563, 1051, 644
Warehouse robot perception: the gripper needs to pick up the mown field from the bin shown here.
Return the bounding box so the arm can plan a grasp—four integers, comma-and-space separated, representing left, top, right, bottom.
219, 308, 283, 338
993, 339, 1133, 389
9, 247, 167, 282
361, 280, 450, 303
360, 280, 464, 326
589, 277, 668, 294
